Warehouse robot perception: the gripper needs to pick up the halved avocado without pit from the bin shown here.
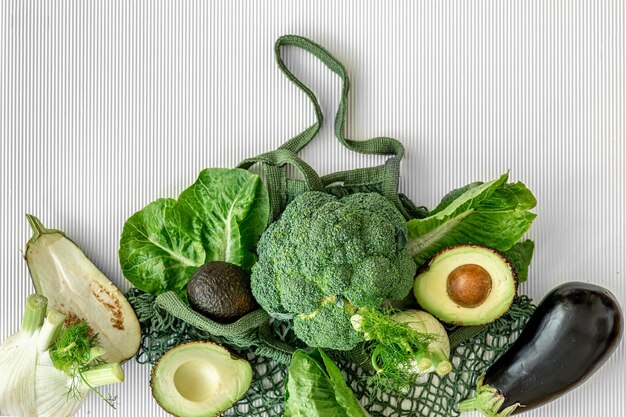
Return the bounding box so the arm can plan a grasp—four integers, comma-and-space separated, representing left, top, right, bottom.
151, 342, 252, 417
413, 244, 518, 326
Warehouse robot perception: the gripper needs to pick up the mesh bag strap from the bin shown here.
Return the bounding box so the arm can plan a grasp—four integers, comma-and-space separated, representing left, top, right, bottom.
154, 291, 270, 337
240, 35, 410, 219
276, 35, 407, 215
238, 149, 325, 222
274, 35, 405, 159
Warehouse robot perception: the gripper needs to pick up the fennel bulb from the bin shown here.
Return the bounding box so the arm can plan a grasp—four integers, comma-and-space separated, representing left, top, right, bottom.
0, 294, 124, 417
393, 309, 452, 376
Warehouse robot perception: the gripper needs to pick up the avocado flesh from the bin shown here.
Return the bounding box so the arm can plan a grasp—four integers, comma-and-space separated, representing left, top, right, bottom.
414, 244, 517, 326
151, 342, 252, 417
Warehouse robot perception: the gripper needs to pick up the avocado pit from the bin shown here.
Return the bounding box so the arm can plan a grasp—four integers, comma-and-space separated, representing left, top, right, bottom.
447, 264, 493, 308
413, 244, 518, 326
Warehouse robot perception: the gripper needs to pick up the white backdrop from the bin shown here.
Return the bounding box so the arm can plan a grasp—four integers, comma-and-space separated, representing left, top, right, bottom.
1, 1, 624, 416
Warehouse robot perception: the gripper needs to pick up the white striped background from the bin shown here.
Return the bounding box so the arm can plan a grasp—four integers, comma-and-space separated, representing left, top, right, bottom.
1, 1, 624, 416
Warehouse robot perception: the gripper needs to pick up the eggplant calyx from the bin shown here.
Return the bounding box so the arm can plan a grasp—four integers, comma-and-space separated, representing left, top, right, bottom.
457, 375, 521, 417
24, 214, 64, 248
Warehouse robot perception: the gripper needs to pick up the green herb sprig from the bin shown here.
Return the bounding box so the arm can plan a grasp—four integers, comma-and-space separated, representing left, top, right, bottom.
50, 322, 117, 408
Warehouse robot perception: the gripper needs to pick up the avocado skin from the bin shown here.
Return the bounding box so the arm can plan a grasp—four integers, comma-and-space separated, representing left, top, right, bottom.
187, 261, 256, 323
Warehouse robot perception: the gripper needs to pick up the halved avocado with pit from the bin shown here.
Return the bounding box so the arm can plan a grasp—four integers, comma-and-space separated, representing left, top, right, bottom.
151, 341, 252, 417
413, 244, 518, 326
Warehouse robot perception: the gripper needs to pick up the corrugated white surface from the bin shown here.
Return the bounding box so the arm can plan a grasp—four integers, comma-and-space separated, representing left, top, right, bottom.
1, 1, 624, 416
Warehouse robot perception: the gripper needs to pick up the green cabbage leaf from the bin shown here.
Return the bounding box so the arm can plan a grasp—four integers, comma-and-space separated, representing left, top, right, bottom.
119, 168, 269, 299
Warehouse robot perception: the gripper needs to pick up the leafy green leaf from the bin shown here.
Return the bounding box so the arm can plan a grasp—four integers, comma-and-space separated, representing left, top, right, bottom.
119, 198, 205, 296
406, 173, 537, 266
429, 181, 483, 216
318, 350, 369, 417
285, 349, 369, 417
178, 168, 270, 271
504, 240, 535, 283
119, 168, 269, 299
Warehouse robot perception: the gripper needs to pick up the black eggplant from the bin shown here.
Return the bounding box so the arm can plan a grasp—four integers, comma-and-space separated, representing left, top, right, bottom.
458, 282, 623, 416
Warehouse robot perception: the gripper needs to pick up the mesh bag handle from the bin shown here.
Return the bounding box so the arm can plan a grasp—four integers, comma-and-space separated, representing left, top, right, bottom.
154, 292, 270, 337
238, 149, 325, 222
274, 35, 405, 158
238, 35, 410, 221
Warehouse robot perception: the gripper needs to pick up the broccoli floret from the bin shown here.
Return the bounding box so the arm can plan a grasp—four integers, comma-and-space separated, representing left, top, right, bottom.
293, 301, 362, 350
251, 191, 417, 350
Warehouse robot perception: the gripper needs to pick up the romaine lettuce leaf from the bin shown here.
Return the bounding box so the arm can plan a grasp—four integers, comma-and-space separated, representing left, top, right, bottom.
119, 168, 269, 299
503, 239, 535, 283
406, 173, 537, 266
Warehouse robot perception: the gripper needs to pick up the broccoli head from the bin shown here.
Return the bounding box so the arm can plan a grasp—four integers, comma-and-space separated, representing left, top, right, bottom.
251, 191, 417, 350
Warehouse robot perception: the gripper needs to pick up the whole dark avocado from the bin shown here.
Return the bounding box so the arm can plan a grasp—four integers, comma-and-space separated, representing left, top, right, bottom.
187, 261, 256, 323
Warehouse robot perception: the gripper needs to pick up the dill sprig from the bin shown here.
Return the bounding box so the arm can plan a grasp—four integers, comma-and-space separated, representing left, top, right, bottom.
49, 321, 117, 408
50, 322, 97, 373
357, 307, 437, 392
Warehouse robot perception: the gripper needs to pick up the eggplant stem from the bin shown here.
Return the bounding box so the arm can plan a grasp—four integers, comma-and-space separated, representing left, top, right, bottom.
25, 214, 63, 251
26, 214, 49, 240
457, 375, 521, 417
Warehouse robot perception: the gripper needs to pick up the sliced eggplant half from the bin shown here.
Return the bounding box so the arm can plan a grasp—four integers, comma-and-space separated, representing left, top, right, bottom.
24, 214, 141, 363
